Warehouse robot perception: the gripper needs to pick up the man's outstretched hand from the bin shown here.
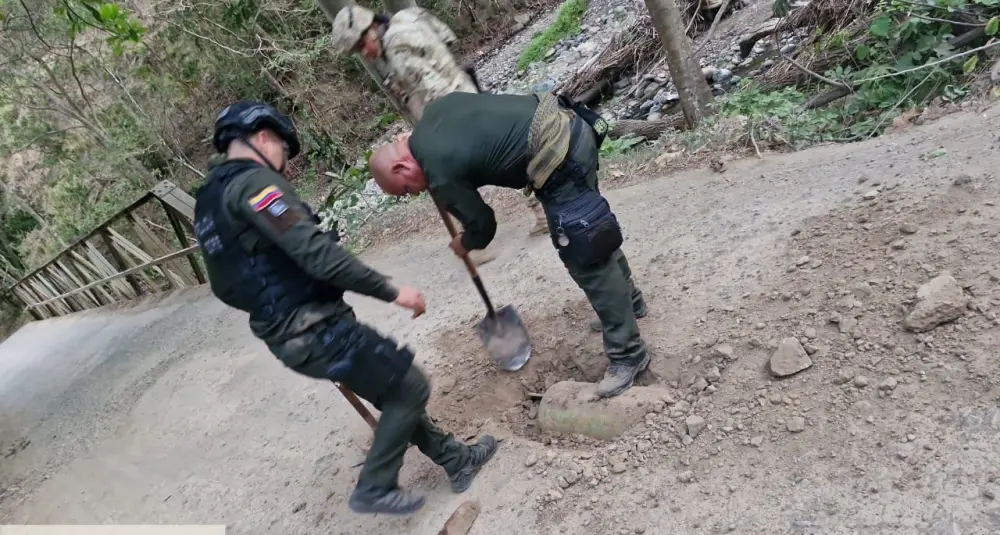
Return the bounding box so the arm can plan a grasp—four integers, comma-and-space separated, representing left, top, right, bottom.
394, 285, 426, 318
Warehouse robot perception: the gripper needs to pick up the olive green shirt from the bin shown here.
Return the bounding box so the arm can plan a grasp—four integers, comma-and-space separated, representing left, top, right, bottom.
409, 92, 537, 251
220, 163, 398, 347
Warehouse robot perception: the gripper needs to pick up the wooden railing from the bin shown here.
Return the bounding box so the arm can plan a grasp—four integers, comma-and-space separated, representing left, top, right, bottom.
5, 181, 206, 320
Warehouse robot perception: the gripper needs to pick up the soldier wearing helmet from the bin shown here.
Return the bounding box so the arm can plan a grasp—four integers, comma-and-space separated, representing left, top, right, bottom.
193, 101, 498, 516
332, 5, 477, 121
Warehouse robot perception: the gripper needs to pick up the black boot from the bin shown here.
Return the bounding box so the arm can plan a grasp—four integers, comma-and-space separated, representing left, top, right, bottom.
348, 486, 426, 515
447, 435, 498, 492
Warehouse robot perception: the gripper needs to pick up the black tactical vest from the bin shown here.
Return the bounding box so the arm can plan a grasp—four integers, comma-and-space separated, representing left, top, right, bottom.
193, 160, 344, 332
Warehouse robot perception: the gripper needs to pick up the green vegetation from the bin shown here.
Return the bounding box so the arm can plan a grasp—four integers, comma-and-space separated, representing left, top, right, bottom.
517, 0, 588, 69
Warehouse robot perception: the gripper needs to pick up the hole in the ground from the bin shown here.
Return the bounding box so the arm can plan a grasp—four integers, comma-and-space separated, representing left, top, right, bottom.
426, 300, 611, 441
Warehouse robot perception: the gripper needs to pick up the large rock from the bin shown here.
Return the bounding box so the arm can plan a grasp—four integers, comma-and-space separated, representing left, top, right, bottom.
537, 381, 672, 440
904, 272, 969, 332
769, 337, 813, 377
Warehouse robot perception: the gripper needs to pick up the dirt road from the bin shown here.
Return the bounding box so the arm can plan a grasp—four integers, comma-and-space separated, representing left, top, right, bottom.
2, 103, 999, 534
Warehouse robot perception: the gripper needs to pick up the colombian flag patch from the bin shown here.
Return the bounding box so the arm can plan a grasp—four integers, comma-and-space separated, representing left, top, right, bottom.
248, 185, 283, 212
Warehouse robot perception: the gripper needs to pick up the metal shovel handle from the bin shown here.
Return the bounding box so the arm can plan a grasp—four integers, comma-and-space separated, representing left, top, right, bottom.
432, 196, 497, 319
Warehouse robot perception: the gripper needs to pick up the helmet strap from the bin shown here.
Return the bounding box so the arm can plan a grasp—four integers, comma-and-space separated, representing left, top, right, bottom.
240, 135, 285, 174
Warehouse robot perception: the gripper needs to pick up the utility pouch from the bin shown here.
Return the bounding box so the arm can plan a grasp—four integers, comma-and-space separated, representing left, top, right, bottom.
320, 320, 414, 402
557, 94, 609, 148
547, 189, 623, 267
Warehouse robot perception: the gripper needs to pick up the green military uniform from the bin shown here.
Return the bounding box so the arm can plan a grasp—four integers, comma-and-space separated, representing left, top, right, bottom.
207, 161, 489, 510
408, 92, 649, 393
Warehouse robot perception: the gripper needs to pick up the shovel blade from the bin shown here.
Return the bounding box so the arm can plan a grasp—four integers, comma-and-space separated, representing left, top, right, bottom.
475, 305, 532, 372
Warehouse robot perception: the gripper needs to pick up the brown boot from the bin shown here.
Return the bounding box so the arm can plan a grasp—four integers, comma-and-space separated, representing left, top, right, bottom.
529, 218, 549, 237
468, 248, 497, 266
527, 198, 548, 237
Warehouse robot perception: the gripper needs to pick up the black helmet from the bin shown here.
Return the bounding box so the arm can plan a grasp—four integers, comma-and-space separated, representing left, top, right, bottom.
213, 101, 301, 159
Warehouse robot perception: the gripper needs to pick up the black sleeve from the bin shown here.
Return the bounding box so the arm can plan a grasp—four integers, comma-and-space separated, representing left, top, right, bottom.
463, 64, 483, 92
225, 169, 399, 303
432, 183, 497, 251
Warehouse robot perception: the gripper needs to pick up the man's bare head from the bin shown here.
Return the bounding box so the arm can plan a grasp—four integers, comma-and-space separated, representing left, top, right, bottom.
369, 136, 427, 197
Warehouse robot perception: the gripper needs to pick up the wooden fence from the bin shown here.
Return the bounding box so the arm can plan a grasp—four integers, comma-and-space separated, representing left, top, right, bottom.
5, 181, 205, 320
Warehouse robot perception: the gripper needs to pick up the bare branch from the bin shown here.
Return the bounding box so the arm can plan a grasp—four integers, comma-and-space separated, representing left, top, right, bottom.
854, 40, 1000, 84
165, 20, 252, 57
693, 0, 732, 56
17, 0, 53, 49
10, 125, 87, 154
68, 36, 96, 114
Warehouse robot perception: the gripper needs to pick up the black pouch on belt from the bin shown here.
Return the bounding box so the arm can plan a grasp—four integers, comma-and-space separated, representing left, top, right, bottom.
549, 189, 623, 267
320, 320, 414, 402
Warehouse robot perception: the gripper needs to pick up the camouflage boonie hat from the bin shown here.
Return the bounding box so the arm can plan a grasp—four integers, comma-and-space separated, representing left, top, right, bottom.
332, 5, 376, 54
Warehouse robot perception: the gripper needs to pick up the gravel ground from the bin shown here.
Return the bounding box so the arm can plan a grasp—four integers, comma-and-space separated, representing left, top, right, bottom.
2, 103, 1000, 534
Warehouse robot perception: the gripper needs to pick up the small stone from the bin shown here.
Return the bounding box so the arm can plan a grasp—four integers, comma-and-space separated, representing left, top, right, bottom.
835, 369, 855, 384
890, 240, 906, 250
691, 376, 709, 392
878, 377, 898, 391
954, 174, 973, 186
685, 415, 707, 438
611, 463, 627, 474
705, 366, 722, 383
292, 501, 306, 513
438, 376, 457, 394
714, 344, 736, 360
677, 471, 695, 483
787, 417, 806, 433
549, 489, 564, 501
904, 272, 969, 332
983, 488, 996, 500
525, 455, 539, 467
803, 327, 818, 339
854, 376, 870, 388
840, 317, 859, 335
795, 256, 811, 267
769, 338, 813, 377
899, 223, 919, 234
853, 282, 873, 298
750, 436, 764, 448
862, 190, 879, 200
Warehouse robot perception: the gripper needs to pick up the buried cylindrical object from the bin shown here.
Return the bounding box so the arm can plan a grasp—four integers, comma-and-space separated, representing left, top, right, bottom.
537, 380, 672, 440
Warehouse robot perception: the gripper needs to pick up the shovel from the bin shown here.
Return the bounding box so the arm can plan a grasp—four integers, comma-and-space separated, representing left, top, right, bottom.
432, 197, 532, 372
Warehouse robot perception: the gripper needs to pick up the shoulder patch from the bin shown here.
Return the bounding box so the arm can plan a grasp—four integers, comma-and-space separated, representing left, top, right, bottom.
593, 118, 609, 136
248, 185, 284, 212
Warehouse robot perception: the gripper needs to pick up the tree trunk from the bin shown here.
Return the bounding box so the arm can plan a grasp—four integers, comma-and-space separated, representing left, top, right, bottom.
609, 116, 687, 140
315, 0, 417, 126
643, 0, 714, 127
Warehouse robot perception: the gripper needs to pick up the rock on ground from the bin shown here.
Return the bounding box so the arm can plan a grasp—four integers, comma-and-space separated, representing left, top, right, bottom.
903, 272, 969, 332
769, 337, 813, 377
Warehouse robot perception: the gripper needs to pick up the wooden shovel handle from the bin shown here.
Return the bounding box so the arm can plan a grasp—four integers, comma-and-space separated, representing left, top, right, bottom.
432, 197, 480, 278
335, 382, 378, 430
431, 196, 497, 318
